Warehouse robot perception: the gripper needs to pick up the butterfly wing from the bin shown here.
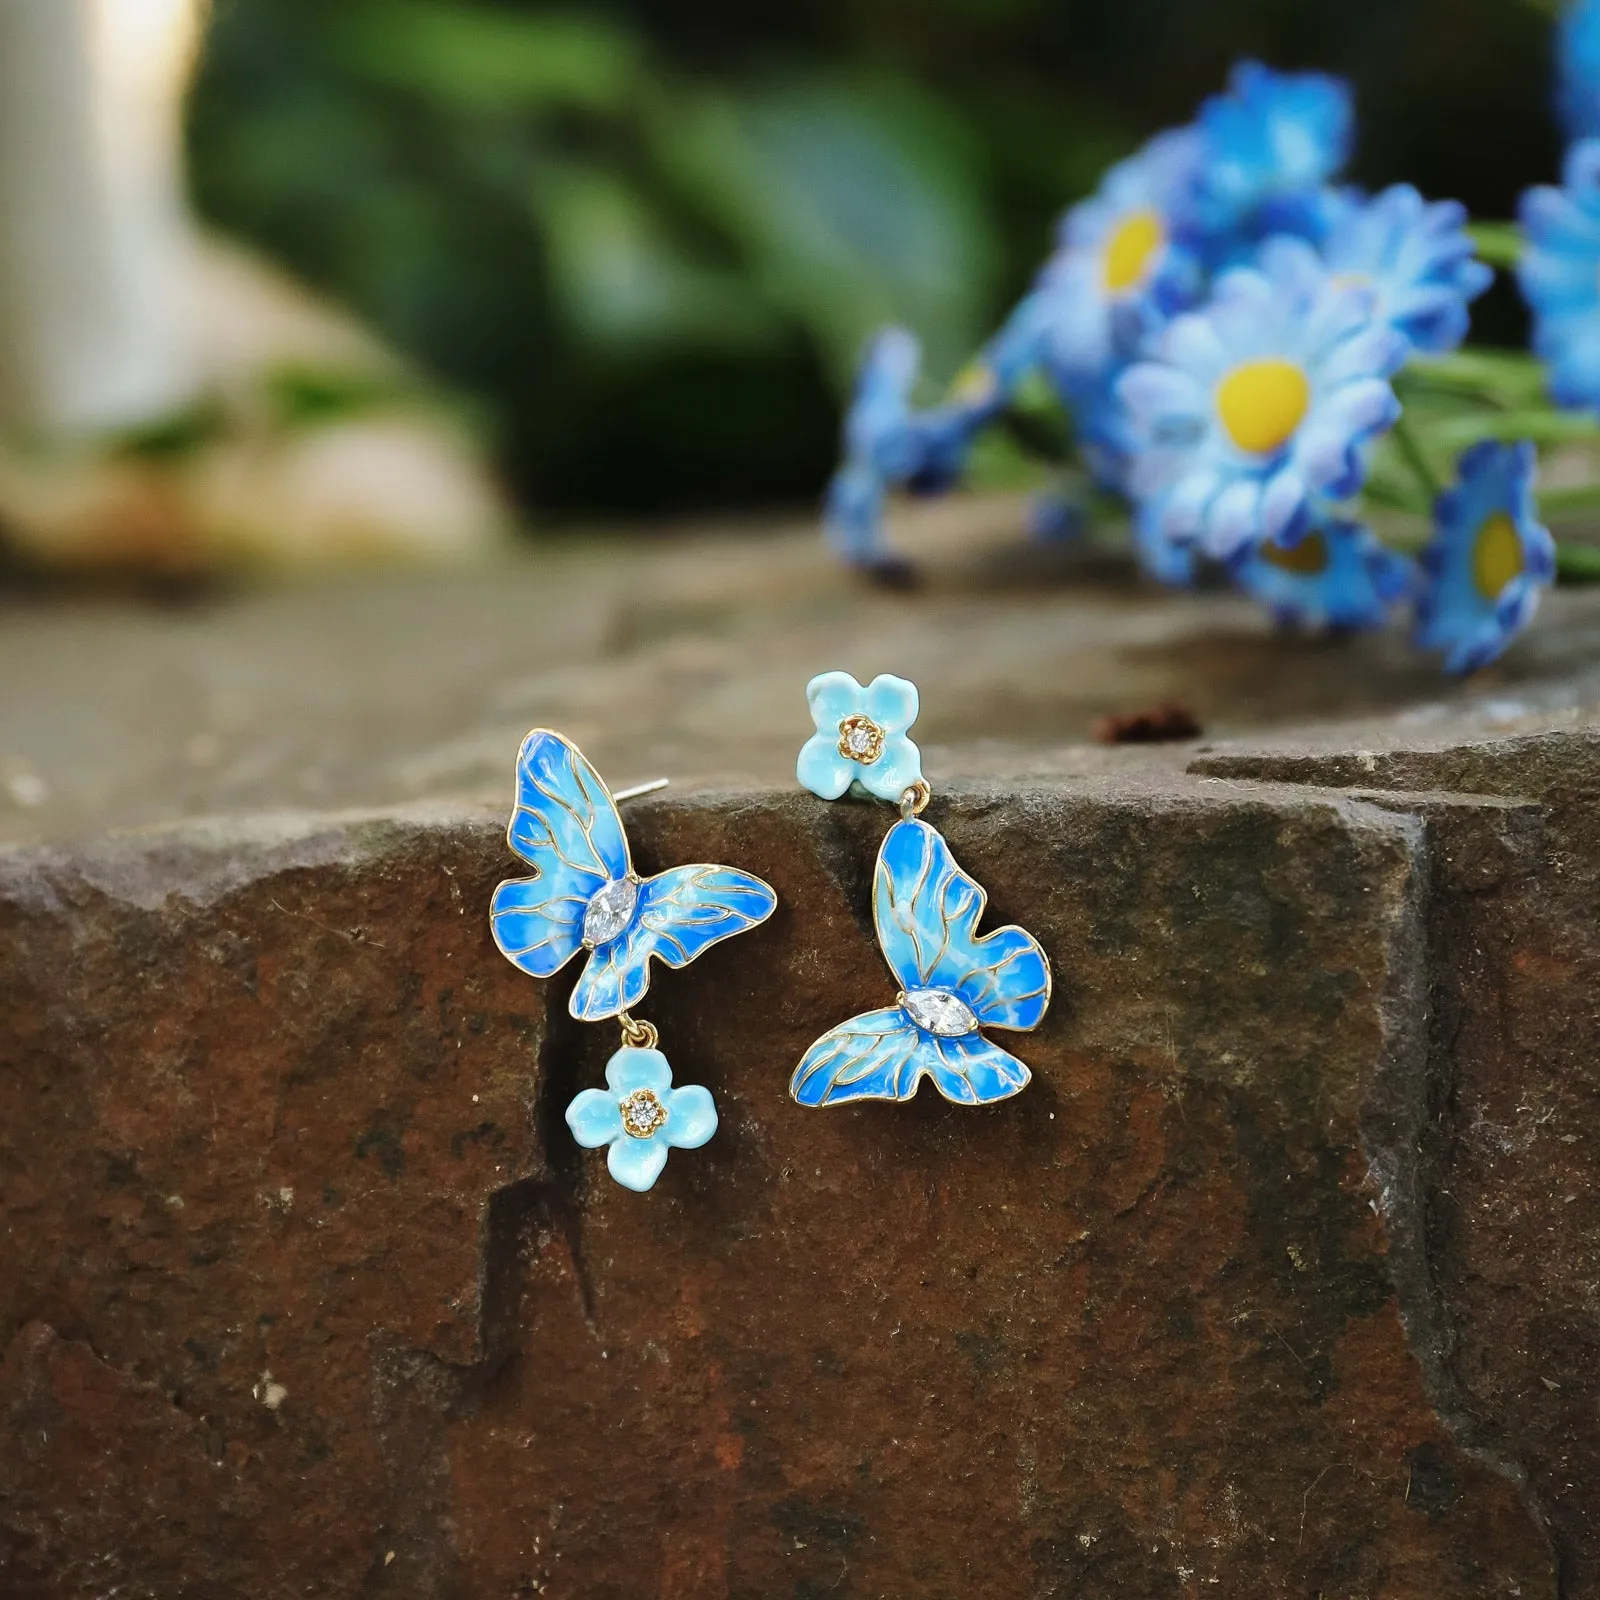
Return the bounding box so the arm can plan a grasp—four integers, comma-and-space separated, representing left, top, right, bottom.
791, 1009, 1032, 1106
570, 864, 777, 1023
874, 818, 1051, 1032
791, 1008, 925, 1105
489, 730, 632, 980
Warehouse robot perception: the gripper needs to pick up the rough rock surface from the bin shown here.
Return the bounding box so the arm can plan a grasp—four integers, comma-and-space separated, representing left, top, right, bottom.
3, 507, 1600, 1596
0, 768, 1576, 1598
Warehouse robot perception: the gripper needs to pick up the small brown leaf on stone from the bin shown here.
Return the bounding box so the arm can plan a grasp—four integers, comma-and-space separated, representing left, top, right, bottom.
1092, 702, 1204, 744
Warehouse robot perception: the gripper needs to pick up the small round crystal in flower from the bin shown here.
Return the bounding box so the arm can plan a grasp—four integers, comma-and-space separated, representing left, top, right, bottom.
900, 987, 979, 1038
582, 875, 639, 947
619, 1087, 669, 1140
837, 713, 886, 765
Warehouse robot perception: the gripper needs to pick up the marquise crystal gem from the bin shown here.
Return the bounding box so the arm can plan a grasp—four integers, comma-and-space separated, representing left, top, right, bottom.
901, 987, 980, 1038
582, 875, 640, 947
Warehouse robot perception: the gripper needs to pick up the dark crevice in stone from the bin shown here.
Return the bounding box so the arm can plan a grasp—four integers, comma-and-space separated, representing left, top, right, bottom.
809, 801, 883, 945
531, 974, 603, 1338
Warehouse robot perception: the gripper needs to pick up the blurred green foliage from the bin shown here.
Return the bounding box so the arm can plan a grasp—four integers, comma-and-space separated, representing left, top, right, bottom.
188, 0, 1564, 517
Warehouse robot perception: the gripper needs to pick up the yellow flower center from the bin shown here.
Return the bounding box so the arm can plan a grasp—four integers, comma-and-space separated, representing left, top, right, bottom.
1472, 511, 1524, 600
1102, 209, 1165, 294
1259, 531, 1329, 576
1331, 271, 1374, 294
1216, 359, 1312, 456
948, 361, 997, 407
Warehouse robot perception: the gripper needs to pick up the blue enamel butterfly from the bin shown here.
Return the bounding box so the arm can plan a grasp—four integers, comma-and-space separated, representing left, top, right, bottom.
490, 730, 777, 1022
791, 817, 1051, 1106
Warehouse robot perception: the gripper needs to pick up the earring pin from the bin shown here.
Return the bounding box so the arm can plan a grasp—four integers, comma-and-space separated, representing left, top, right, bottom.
611, 777, 670, 803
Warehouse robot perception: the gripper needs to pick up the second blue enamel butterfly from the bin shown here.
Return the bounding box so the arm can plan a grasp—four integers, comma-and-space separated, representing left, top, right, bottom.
793, 672, 1051, 1106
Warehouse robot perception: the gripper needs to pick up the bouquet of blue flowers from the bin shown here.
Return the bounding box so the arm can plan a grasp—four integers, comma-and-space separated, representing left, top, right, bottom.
824, 21, 1600, 675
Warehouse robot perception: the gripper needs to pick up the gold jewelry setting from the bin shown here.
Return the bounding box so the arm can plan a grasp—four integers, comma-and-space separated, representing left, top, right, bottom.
836, 712, 887, 765
619, 1088, 669, 1140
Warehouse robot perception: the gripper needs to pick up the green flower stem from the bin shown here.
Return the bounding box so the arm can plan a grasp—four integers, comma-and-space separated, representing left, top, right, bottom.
1391, 413, 1444, 505
1465, 222, 1524, 270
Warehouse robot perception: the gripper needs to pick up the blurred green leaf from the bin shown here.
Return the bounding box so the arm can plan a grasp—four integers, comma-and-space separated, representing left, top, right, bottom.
653, 75, 999, 389
111, 402, 227, 462
964, 427, 1052, 491
1541, 481, 1600, 511
329, 1, 642, 115
532, 165, 782, 352
1361, 471, 1431, 515
1429, 408, 1600, 449
263, 363, 421, 430
1557, 541, 1600, 583
1402, 346, 1548, 408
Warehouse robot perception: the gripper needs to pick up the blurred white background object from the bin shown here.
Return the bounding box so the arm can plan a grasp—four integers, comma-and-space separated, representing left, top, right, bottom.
0, 0, 201, 433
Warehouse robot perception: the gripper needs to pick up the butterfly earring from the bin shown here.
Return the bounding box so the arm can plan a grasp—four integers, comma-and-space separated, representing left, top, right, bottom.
490, 730, 777, 1190
792, 672, 1051, 1107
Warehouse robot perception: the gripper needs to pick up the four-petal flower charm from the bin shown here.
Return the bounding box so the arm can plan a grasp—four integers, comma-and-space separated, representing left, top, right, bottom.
797, 671, 924, 802
566, 1047, 718, 1192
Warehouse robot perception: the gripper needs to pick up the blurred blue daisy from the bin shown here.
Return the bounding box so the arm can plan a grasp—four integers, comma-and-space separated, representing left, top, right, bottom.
1034, 127, 1205, 394
1560, 0, 1600, 141
824, 328, 988, 566
1117, 237, 1405, 561
566, 1047, 718, 1193
1519, 140, 1600, 412
1321, 185, 1492, 356
1229, 515, 1412, 630
1414, 441, 1555, 674
1132, 509, 1200, 588
1194, 61, 1354, 247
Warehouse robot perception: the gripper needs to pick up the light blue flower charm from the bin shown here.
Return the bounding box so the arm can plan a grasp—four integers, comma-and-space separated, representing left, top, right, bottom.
1414, 441, 1556, 675
1228, 514, 1413, 631
566, 1047, 717, 1192
490, 730, 776, 1022
1519, 140, 1600, 412
1118, 236, 1406, 561
792, 818, 1050, 1107
1321, 184, 1493, 357
798, 671, 924, 803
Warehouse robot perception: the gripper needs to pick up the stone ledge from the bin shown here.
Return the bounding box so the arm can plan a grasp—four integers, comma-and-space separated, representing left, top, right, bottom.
3, 755, 1588, 1597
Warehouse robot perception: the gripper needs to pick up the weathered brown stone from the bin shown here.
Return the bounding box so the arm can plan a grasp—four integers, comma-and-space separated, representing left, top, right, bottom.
1194, 731, 1600, 1596
0, 776, 1566, 1597
6, 506, 1600, 1595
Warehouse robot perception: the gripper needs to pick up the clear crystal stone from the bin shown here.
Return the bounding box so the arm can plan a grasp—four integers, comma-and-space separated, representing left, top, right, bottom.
836, 713, 886, 765
901, 987, 979, 1037
582, 876, 638, 947
620, 1088, 668, 1139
